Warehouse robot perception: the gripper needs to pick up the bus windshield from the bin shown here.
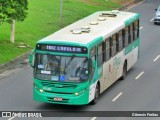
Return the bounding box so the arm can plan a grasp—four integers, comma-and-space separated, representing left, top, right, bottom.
34, 54, 88, 82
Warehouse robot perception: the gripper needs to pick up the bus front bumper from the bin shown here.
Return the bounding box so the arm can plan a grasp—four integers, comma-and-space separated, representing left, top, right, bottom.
33, 88, 89, 105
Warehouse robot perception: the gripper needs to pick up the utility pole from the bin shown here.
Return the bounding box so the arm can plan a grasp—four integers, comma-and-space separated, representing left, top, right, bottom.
10, 20, 15, 43
60, 0, 62, 19
59, 0, 63, 27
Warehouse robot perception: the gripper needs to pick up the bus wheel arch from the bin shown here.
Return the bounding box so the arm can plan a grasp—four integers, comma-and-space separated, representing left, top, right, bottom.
90, 81, 100, 105
120, 60, 127, 80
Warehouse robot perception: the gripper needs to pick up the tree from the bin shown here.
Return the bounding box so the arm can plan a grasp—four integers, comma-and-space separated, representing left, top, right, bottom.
0, 0, 28, 43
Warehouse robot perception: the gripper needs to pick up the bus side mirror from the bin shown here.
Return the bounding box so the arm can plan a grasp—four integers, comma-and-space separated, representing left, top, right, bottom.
29, 49, 35, 68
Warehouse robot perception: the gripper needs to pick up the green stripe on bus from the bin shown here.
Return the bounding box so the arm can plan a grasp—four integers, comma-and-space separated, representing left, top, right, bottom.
124, 13, 139, 26
125, 38, 140, 55
87, 36, 103, 48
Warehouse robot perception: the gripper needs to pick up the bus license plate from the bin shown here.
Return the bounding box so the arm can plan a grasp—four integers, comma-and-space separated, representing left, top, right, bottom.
54, 97, 62, 101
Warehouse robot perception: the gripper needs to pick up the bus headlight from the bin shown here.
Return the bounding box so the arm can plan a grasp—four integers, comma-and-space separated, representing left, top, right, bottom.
34, 83, 43, 93
39, 89, 44, 93
75, 92, 79, 96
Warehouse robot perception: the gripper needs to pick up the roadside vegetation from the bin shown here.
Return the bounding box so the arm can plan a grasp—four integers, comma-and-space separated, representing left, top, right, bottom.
0, 0, 130, 65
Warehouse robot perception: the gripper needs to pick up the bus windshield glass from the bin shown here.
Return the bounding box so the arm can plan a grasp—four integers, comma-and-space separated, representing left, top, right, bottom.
34, 54, 88, 82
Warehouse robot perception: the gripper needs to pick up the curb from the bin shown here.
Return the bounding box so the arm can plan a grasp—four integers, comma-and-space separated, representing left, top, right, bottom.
0, 0, 144, 74
118, 0, 144, 10
0, 51, 31, 74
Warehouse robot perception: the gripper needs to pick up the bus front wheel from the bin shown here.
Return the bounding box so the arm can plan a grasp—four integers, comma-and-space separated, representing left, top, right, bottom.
91, 84, 100, 105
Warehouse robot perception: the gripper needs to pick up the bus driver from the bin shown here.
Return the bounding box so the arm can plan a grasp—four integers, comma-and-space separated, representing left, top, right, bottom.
45, 55, 60, 74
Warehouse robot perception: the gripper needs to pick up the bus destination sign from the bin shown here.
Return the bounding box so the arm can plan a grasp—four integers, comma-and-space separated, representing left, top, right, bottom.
36, 44, 88, 54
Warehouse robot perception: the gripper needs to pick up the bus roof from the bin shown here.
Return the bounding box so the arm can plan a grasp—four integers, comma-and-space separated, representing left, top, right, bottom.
38, 11, 139, 47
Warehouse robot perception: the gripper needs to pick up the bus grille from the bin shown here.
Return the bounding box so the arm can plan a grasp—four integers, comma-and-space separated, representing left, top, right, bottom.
44, 90, 73, 95
41, 81, 77, 88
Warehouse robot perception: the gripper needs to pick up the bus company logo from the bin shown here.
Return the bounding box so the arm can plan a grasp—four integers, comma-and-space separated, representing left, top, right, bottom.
113, 57, 121, 67
2, 112, 11, 117
43, 86, 52, 91
55, 84, 63, 88
2, 112, 42, 118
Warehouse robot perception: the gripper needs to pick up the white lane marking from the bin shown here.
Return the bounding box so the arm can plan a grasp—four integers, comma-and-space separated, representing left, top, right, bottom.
140, 27, 143, 30
150, 18, 154, 21
153, 55, 160, 62
8, 116, 16, 120
112, 92, 123, 102
135, 71, 144, 80
91, 117, 97, 120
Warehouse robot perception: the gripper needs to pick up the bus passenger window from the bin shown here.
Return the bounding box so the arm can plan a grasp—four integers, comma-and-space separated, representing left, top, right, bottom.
102, 42, 106, 62
116, 33, 119, 52
105, 39, 110, 61
135, 20, 139, 39
133, 23, 135, 41
137, 20, 140, 38
118, 30, 123, 51
112, 34, 117, 56
122, 29, 125, 48
125, 27, 129, 46
130, 24, 134, 42
128, 26, 131, 44
109, 38, 112, 57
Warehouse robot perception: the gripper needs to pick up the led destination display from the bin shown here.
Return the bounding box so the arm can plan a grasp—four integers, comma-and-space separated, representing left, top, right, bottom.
36, 44, 88, 54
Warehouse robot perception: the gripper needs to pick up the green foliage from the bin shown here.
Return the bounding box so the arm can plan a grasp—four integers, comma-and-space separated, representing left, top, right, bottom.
0, 0, 121, 64
0, 0, 28, 23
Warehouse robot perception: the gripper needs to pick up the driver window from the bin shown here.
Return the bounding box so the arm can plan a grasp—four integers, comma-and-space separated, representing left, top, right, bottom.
89, 47, 96, 81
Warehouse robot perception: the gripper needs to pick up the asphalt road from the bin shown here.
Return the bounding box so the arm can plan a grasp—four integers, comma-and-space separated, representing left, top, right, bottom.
0, 0, 160, 120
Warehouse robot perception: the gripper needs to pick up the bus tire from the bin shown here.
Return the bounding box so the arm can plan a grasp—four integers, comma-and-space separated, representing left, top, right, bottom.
90, 84, 100, 105
120, 61, 127, 80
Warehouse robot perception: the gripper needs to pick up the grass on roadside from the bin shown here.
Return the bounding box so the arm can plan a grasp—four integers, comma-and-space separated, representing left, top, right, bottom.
0, 0, 122, 65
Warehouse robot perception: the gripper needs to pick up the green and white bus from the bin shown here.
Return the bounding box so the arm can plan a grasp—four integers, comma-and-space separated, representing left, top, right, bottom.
29, 10, 140, 105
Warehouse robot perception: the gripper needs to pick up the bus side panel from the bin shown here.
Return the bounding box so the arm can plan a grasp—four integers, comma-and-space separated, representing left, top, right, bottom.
101, 51, 124, 93
101, 59, 111, 93
132, 47, 138, 66
112, 51, 125, 81
125, 45, 139, 71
